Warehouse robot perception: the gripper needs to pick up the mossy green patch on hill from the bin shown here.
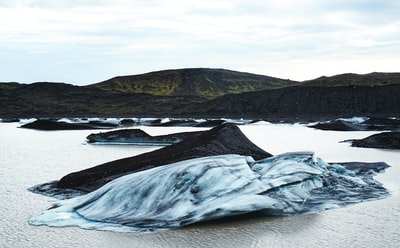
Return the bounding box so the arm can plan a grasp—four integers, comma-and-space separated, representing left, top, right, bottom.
111, 78, 180, 96
90, 68, 298, 99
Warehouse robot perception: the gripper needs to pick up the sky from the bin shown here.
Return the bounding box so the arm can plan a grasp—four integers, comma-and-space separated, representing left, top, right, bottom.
1, 0, 399, 85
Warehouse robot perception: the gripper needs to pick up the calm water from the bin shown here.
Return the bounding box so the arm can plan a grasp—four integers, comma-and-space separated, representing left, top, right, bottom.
1, 122, 399, 248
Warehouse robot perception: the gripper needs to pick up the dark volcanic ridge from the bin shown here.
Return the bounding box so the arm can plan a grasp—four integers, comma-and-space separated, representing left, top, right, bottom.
1, 69, 400, 121
345, 131, 400, 149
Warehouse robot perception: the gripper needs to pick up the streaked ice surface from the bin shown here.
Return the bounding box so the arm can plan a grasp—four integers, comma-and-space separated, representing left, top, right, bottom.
1, 122, 399, 248
29, 152, 388, 232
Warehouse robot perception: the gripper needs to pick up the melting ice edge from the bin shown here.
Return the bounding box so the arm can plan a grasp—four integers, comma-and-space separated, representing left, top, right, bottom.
28, 152, 390, 232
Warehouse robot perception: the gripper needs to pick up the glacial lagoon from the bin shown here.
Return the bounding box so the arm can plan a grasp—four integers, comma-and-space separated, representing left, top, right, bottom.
1, 121, 399, 247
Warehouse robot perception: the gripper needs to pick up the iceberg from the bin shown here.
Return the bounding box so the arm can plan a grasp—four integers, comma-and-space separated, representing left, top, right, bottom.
86, 128, 204, 145
32, 124, 272, 196
29, 152, 389, 232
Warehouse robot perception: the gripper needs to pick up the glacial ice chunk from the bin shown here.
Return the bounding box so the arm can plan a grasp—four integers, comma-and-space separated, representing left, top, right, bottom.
29, 152, 389, 232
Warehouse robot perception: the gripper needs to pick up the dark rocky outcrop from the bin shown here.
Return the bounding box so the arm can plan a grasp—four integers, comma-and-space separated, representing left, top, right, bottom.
309, 117, 400, 131
347, 132, 400, 149
20, 119, 118, 131
361, 117, 400, 130
31, 124, 272, 197
309, 119, 368, 131
87, 128, 204, 145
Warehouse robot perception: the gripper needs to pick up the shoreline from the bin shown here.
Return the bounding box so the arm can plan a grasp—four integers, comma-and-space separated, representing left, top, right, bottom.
2, 113, 399, 125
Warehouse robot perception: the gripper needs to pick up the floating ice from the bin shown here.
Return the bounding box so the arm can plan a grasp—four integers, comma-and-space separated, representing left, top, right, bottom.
29, 152, 389, 232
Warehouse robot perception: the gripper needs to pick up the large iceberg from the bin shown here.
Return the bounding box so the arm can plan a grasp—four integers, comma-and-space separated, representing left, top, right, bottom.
31, 124, 272, 196
29, 152, 389, 232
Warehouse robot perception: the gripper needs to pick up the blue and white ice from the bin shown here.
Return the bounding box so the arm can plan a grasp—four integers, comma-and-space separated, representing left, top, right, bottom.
29, 152, 389, 232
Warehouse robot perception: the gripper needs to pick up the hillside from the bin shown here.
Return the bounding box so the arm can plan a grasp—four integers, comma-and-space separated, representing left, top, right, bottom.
185, 84, 400, 121
303, 72, 400, 87
89, 68, 299, 99
1, 69, 400, 121
0, 81, 203, 117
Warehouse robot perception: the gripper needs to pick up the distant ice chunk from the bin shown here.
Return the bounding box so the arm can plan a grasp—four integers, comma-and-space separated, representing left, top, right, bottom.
19, 118, 37, 124
29, 153, 389, 232
337, 116, 368, 124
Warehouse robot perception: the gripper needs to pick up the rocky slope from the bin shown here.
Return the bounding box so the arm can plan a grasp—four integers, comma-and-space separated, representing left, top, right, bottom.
0, 81, 204, 117
1, 69, 400, 121
187, 84, 400, 121
303, 72, 400, 87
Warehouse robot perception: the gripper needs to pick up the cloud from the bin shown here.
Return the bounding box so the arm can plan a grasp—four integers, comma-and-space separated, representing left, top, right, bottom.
0, 0, 399, 84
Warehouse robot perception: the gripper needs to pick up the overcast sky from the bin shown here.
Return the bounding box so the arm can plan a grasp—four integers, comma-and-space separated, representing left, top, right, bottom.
1, 0, 399, 85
